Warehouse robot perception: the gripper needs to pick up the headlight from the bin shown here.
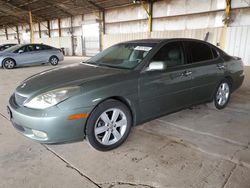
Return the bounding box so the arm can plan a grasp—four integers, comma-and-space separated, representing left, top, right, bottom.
24, 86, 81, 109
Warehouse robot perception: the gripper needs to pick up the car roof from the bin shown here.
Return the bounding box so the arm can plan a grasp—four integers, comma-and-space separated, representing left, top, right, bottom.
0, 43, 17, 46
123, 38, 211, 45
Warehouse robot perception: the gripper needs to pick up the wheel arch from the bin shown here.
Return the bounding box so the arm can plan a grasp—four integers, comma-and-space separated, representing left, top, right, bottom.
84, 96, 136, 135
2, 57, 16, 67
224, 75, 233, 88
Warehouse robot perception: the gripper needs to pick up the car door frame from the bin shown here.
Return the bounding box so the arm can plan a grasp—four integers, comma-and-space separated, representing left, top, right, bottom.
137, 40, 194, 123
14, 44, 40, 65
181, 40, 226, 105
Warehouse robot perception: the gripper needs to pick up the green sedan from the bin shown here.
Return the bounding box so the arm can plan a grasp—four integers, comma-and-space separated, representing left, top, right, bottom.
8, 39, 244, 151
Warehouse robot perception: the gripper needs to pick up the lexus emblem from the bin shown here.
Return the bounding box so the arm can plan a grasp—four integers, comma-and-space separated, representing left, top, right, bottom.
21, 83, 26, 88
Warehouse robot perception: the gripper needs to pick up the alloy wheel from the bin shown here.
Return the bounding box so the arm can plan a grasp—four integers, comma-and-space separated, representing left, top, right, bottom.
94, 108, 127, 146
4, 59, 15, 69
216, 82, 230, 106
50, 57, 58, 65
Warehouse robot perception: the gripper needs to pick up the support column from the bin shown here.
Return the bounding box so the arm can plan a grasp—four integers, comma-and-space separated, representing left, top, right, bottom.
29, 11, 34, 43
141, 0, 153, 34
38, 22, 41, 38
47, 20, 51, 38
16, 26, 20, 44
58, 18, 61, 37
5, 26, 8, 40
220, 0, 231, 49
70, 16, 75, 56
148, 1, 153, 32
101, 10, 105, 51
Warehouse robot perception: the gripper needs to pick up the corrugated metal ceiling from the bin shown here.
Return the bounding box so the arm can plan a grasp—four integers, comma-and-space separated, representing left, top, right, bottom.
0, 0, 133, 26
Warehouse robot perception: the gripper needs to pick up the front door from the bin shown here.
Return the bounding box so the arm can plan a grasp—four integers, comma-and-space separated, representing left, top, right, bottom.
139, 41, 192, 122
15, 44, 41, 65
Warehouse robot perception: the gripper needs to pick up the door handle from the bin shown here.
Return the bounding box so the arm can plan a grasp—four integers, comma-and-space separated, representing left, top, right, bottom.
182, 70, 192, 76
217, 64, 225, 69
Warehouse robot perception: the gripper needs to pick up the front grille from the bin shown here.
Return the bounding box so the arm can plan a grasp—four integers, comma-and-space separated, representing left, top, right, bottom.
15, 93, 27, 106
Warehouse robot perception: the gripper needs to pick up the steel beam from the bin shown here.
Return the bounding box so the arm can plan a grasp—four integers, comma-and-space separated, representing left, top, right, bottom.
220, 0, 231, 49
29, 11, 34, 43
58, 18, 62, 37
38, 22, 41, 38
141, 0, 153, 33
5, 26, 8, 40
16, 25, 20, 44
47, 20, 51, 38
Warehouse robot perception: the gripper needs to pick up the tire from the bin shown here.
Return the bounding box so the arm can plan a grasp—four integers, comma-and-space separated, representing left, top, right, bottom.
49, 56, 59, 66
3, 58, 15, 69
214, 79, 231, 109
86, 99, 132, 151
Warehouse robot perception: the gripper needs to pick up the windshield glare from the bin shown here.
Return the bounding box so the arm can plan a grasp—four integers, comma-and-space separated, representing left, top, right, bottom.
4, 44, 22, 52
86, 43, 155, 69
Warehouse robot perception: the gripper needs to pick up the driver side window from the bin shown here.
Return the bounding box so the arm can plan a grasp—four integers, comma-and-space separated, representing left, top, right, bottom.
151, 42, 184, 68
14, 46, 26, 53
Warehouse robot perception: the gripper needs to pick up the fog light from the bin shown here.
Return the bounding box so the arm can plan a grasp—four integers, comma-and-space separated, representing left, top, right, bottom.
32, 129, 47, 139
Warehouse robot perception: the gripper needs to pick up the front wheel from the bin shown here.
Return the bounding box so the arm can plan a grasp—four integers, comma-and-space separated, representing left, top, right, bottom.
49, 56, 59, 66
86, 100, 132, 151
214, 80, 231, 109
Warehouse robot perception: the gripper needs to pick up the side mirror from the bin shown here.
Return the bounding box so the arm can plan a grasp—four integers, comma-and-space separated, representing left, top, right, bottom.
147, 61, 166, 71
18, 50, 24, 54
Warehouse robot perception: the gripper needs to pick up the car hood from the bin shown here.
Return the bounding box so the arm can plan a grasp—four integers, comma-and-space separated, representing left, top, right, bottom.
0, 51, 13, 56
15, 63, 129, 97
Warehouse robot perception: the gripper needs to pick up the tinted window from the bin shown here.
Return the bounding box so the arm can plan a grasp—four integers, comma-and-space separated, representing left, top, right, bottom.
15, 46, 26, 53
34, 44, 43, 51
151, 42, 184, 68
184, 41, 213, 63
42, 45, 52, 50
25, 45, 35, 52
211, 47, 218, 59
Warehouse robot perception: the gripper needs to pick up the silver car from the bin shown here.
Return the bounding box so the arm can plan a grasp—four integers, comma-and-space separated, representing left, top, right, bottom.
0, 44, 17, 51
0, 44, 64, 69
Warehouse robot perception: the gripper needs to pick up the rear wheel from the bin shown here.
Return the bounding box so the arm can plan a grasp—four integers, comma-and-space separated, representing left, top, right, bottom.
214, 80, 231, 109
86, 100, 132, 151
49, 56, 59, 66
3, 58, 15, 69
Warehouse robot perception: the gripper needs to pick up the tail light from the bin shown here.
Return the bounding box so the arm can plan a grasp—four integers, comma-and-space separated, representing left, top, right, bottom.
239, 60, 244, 68
59, 48, 65, 55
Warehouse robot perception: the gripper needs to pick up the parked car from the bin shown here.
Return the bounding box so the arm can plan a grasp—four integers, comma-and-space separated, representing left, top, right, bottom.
0, 43, 17, 51
0, 44, 64, 69
8, 39, 244, 151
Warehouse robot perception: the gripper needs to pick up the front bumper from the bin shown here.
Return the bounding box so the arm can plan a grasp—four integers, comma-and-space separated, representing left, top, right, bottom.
8, 94, 93, 143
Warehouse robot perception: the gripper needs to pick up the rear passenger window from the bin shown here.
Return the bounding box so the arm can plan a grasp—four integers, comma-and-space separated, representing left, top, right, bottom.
211, 48, 219, 59
42, 45, 52, 50
34, 45, 42, 51
184, 41, 213, 63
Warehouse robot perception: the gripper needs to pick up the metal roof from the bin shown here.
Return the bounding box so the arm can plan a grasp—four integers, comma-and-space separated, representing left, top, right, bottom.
0, 0, 133, 26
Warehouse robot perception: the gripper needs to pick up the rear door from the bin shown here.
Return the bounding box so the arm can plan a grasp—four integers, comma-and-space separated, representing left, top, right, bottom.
32, 44, 45, 63
41, 45, 54, 62
183, 41, 225, 104
139, 41, 193, 121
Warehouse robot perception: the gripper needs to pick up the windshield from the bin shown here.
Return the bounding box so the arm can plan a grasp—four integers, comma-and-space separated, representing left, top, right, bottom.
4, 44, 22, 52
86, 43, 156, 69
